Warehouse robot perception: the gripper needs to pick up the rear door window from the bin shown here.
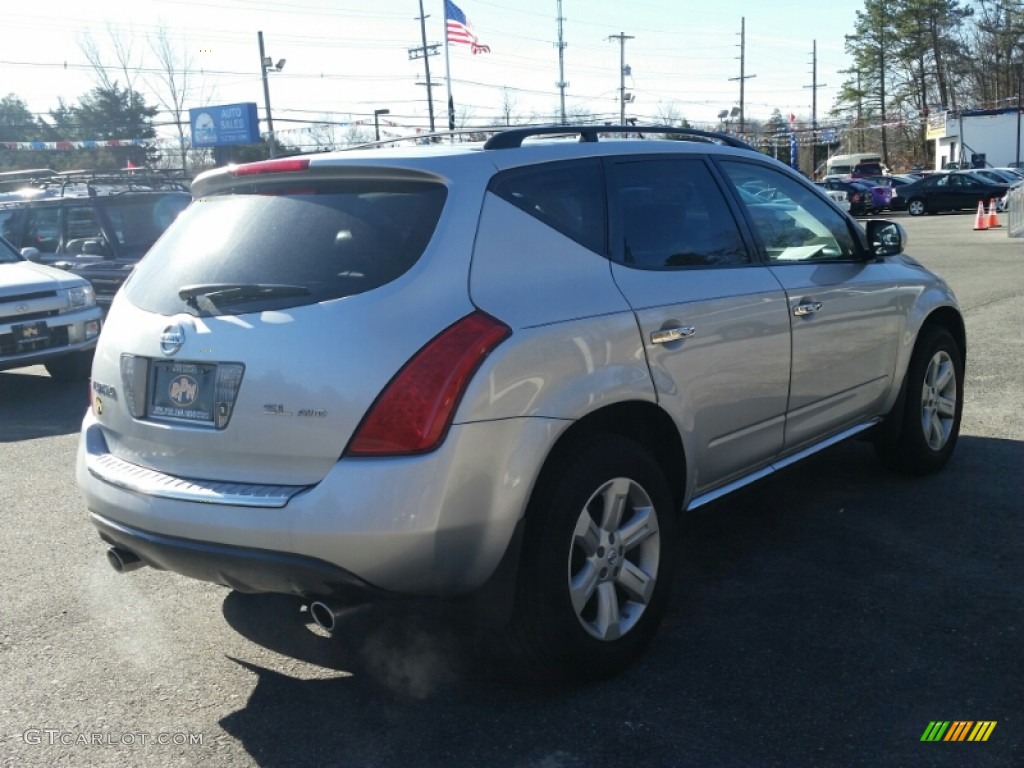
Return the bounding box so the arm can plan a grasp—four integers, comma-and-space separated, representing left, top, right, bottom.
125, 180, 447, 316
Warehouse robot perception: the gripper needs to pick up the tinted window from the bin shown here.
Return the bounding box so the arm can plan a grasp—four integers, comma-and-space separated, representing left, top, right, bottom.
489, 160, 605, 254
125, 180, 447, 316
721, 161, 859, 263
101, 195, 190, 250
610, 158, 750, 269
23, 207, 60, 255
64, 204, 108, 255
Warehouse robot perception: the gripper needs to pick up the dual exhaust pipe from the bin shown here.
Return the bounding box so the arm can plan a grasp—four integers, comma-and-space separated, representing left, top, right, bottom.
106, 547, 349, 635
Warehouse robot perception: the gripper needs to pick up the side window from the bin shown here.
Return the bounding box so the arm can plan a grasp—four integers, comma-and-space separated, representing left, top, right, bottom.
489, 160, 605, 254
720, 161, 860, 263
64, 205, 109, 256
609, 158, 750, 269
23, 207, 61, 255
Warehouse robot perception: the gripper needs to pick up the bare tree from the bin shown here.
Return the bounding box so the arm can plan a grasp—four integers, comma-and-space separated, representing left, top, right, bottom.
306, 121, 338, 152
342, 124, 374, 147
148, 25, 194, 172
78, 25, 142, 97
500, 88, 521, 127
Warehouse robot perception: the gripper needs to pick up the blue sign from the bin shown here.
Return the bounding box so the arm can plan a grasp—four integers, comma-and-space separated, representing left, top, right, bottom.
189, 103, 260, 148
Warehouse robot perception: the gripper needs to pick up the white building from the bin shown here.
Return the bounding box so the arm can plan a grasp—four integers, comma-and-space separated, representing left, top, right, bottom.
927, 107, 1024, 169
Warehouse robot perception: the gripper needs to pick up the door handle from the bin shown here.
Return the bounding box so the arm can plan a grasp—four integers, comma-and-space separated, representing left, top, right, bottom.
651, 326, 696, 344
793, 302, 823, 317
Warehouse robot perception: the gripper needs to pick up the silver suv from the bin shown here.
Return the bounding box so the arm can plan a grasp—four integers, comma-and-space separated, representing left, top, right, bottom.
1, 235, 102, 380
77, 126, 965, 678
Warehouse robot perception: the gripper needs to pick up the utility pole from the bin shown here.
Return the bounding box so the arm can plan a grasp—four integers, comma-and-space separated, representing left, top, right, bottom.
728, 17, 756, 134
803, 40, 826, 176
408, 0, 439, 132
555, 0, 568, 125
258, 31, 276, 158
608, 33, 634, 125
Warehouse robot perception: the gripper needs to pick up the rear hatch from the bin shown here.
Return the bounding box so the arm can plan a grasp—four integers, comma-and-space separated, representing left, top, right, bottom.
90, 165, 475, 486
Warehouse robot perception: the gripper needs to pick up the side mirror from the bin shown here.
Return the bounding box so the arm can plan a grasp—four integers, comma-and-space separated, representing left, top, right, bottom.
20, 246, 42, 262
865, 219, 907, 258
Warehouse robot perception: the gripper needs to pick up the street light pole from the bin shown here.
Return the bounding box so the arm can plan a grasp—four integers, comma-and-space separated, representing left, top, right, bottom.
374, 109, 390, 142
1016, 62, 1022, 167
258, 31, 277, 158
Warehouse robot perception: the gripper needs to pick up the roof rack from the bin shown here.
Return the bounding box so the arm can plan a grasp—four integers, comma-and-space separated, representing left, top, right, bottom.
0, 168, 60, 192
483, 124, 758, 151
37, 168, 190, 197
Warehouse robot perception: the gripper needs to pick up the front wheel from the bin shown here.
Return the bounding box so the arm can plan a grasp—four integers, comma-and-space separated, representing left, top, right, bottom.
875, 326, 963, 475
509, 436, 676, 679
907, 198, 927, 216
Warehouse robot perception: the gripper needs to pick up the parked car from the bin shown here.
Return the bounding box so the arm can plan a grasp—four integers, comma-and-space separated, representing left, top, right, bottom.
820, 177, 879, 215
858, 174, 918, 189
0, 170, 191, 308
890, 171, 1011, 216
77, 126, 965, 679
0, 234, 102, 380
813, 182, 851, 212
957, 168, 1023, 188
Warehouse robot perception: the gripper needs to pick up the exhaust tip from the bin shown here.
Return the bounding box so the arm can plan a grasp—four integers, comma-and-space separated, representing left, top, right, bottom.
309, 601, 340, 633
107, 547, 145, 573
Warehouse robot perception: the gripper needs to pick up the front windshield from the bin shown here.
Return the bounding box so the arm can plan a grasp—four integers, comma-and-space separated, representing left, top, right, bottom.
0, 235, 22, 264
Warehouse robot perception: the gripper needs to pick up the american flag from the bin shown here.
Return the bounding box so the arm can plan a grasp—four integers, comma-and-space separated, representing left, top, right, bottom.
445, 0, 490, 54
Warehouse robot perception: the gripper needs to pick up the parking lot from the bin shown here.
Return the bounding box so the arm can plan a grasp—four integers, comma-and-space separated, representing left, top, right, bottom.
1, 210, 1021, 767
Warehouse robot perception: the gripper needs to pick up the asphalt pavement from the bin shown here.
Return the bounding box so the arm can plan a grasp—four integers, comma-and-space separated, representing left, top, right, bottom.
0, 210, 1021, 767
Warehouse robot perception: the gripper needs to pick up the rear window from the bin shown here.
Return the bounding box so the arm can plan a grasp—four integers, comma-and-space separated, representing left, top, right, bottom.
124, 180, 447, 316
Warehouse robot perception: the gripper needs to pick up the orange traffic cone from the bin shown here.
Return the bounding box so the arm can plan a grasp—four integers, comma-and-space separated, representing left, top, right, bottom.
986, 198, 1001, 228
974, 201, 989, 230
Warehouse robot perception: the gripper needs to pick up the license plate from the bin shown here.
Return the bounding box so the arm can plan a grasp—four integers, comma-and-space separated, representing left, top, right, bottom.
13, 321, 49, 348
150, 361, 217, 424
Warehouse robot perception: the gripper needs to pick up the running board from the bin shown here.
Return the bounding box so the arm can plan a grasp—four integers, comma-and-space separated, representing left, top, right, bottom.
687, 420, 880, 511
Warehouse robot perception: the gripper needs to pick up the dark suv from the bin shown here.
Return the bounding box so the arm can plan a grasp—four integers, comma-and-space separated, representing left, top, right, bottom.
0, 171, 191, 307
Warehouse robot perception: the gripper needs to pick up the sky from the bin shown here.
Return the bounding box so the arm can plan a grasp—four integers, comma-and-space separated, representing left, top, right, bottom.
5, 0, 866, 149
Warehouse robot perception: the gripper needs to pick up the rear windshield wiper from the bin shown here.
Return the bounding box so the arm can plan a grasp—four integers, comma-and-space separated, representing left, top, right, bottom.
179, 283, 311, 309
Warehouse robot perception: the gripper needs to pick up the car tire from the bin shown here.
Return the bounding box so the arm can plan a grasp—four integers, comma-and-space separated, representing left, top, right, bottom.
44, 350, 93, 382
907, 198, 927, 216
508, 435, 676, 679
875, 326, 963, 475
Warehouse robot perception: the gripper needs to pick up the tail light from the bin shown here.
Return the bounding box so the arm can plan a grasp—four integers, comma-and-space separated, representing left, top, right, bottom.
346, 311, 511, 456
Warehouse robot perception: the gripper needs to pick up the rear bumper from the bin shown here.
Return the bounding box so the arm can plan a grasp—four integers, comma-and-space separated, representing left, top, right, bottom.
92, 512, 386, 600
78, 410, 563, 596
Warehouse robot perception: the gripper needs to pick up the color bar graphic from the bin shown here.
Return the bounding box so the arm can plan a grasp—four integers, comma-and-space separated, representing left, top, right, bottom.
921, 721, 996, 742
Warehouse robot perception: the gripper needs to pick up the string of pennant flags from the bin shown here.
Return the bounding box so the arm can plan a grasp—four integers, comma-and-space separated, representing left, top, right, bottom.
0, 116, 934, 152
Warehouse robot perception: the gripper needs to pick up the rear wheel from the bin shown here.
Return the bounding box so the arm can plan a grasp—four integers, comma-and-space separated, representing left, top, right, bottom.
875, 326, 963, 475
509, 436, 676, 679
907, 198, 927, 216
45, 350, 93, 382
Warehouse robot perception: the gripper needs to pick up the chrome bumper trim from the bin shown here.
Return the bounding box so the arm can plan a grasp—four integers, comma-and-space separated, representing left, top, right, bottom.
87, 450, 309, 508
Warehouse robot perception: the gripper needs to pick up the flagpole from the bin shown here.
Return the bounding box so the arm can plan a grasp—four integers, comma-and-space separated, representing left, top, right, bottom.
443, 0, 454, 143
